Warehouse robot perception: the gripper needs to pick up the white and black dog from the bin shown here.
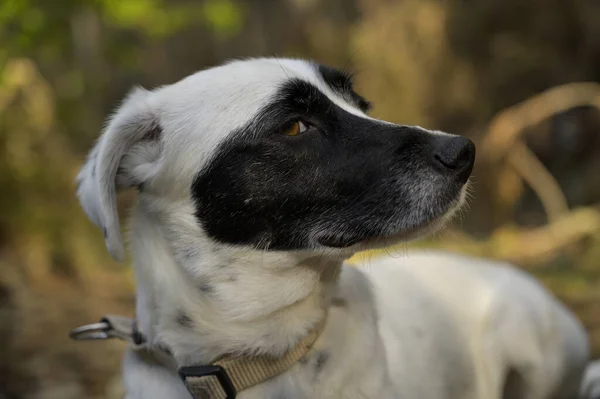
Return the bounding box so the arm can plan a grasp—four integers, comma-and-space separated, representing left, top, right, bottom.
76, 58, 591, 398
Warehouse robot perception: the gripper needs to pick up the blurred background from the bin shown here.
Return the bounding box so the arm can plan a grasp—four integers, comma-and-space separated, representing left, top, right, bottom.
1, 0, 600, 397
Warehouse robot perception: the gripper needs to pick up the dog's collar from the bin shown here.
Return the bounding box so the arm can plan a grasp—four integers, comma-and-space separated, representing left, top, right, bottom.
70, 315, 325, 399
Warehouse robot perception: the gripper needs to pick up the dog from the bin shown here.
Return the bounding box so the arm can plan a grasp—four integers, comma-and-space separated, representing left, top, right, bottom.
76, 57, 590, 398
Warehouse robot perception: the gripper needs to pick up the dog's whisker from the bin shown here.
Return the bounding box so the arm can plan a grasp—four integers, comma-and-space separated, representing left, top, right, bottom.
273, 55, 290, 80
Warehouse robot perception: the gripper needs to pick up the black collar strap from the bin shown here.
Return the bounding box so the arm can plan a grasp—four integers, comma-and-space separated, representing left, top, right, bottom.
70, 315, 325, 399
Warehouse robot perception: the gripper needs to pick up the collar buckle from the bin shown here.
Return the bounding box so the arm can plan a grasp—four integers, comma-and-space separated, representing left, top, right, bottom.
179, 365, 237, 399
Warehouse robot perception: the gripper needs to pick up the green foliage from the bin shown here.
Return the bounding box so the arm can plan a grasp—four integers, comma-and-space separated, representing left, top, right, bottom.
98, 0, 243, 38
100, 0, 198, 38
0, 0, 244, 60
200, 0, 244, 38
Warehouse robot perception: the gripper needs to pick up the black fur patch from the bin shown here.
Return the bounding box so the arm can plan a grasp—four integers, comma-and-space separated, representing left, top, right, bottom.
192, 72, 473, 250
314, 351, 330, 374
331, 297, 348, 308
176, 310, 194, 329
198, 281, 214, 294
316, 64, 371, 113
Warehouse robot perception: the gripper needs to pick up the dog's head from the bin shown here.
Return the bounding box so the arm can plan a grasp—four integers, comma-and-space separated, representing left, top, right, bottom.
77, 58, 474, 261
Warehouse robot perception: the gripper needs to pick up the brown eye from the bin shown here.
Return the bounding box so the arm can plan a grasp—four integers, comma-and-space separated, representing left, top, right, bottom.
283, 121, 309, 136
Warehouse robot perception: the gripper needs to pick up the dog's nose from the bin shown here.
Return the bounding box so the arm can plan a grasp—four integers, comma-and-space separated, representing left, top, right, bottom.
432, 135, 475, 183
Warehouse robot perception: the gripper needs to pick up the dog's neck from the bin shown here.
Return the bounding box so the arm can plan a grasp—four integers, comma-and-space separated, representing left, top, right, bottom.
129, 198, 347, 366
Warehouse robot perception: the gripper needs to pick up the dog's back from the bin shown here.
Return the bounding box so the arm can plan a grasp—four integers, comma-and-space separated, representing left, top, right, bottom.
359, 250, 590, 399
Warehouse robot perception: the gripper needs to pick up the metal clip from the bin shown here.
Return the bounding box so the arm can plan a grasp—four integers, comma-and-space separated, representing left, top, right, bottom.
69, 321, 112, 341
69, 315, 143, 345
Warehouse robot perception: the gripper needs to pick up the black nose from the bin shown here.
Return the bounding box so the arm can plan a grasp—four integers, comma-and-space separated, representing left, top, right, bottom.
432, 135, 475, 183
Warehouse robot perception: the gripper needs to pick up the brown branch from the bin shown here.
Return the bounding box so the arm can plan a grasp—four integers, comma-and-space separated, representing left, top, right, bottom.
479, 82, 600, 222
481, 82, 600, 163
507, 141, 569, 222
494, 206, 600, 266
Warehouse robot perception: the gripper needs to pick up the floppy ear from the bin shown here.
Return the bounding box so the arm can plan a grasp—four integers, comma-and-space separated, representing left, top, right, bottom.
76, 87, 162, 261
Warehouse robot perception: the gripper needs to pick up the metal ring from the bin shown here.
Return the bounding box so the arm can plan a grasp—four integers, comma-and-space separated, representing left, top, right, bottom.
69, 321, 111, 340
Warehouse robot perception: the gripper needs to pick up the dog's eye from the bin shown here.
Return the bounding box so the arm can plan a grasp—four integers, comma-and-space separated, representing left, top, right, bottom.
283, 121, 309, 136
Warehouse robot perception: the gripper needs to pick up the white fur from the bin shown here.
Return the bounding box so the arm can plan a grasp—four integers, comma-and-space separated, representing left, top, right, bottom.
581, 360, 600, 398
76, 58, 590, 398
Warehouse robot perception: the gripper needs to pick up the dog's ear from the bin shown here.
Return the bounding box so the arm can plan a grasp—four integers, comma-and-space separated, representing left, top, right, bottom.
76, 87, 162, 261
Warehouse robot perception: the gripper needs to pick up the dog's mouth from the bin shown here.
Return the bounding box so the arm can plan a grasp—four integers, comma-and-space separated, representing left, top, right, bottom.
316, 216, 447, 249
316, 186, 468, 250
317, 235, 364, 248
